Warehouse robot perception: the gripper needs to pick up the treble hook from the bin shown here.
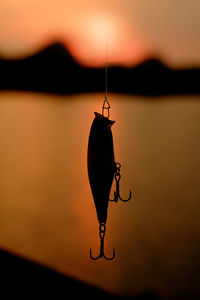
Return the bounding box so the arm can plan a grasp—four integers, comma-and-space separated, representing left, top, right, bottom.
110, 163, 132, 202
90, 223, 115, 260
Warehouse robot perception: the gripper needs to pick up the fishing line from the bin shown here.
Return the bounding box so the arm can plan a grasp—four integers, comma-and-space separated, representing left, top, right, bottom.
102, 40, 111, 118
105, 40, 108, 98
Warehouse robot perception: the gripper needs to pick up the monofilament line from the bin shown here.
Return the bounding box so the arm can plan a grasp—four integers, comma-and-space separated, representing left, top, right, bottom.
105, 40, 108, 98
102, 41, 111, 118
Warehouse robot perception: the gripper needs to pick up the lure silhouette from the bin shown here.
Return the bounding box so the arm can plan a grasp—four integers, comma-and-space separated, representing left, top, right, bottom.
87, 110, 131, 260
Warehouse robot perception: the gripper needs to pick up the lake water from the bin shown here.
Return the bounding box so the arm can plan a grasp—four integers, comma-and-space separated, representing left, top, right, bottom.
0, 92, 200, 300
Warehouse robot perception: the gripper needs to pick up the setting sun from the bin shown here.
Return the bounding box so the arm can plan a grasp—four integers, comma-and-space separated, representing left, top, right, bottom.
68, 14, 145, 66
86, 16, 118, 51
68, 14, 121, 66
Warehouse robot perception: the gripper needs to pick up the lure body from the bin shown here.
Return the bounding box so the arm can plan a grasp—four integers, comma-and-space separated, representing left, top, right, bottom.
87, 112, 115, 224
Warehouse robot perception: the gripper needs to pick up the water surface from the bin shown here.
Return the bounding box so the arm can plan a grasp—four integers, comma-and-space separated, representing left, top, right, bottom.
0, 92, 200, 300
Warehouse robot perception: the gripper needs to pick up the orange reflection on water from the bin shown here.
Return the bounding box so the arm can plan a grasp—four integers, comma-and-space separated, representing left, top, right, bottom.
0, 92, 119, 289
1, 92, 200, 300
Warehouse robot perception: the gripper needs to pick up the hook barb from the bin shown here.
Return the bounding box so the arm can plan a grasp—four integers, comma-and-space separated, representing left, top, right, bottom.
109, 189, 132, 202
89, 248, 101, 260
119, 189, 132, 202
90, 240, 115, 261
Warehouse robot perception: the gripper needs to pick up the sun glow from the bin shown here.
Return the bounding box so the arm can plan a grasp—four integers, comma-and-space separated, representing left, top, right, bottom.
87, 16, 118, 50
68, 14, 144, 67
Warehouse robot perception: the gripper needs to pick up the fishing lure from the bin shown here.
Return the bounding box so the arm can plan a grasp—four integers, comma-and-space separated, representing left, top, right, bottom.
87, 98, 131, 260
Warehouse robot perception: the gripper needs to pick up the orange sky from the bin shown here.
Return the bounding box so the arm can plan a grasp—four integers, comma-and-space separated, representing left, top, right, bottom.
0, 0, 200, 66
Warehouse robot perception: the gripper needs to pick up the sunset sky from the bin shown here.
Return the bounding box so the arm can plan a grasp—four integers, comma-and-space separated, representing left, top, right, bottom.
0, 0, 199, 66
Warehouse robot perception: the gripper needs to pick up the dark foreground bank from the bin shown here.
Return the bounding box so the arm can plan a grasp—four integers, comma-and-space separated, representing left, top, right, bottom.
0, 248, 159, 299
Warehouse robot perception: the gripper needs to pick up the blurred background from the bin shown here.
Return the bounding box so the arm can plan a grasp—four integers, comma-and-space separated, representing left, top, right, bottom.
0, 0, 200, 67
0, 1, 200, 300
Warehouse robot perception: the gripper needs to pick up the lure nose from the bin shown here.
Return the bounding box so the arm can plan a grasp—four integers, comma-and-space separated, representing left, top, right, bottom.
94, 112, 115, 126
